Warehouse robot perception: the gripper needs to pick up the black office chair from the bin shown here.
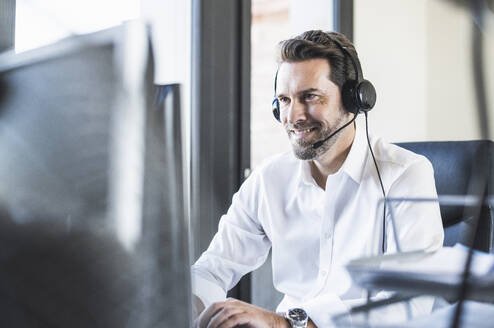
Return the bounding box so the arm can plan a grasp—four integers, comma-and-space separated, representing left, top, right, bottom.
396, 140, 494, 253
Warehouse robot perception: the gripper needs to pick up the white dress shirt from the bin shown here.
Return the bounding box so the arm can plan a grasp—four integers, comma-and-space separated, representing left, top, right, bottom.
192, 122, 444, 327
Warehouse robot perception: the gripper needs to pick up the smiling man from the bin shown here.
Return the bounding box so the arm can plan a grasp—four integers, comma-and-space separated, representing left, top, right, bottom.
278, 57, 355, 189
192, 30, 444, 327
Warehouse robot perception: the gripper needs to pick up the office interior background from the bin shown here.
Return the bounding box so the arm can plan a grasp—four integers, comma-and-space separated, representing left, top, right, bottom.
1, 0, 494, 324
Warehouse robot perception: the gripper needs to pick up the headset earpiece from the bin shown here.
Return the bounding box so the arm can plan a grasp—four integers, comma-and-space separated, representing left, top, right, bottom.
356, 79, 376, 111
341, 79, 376, 115
272, 97, 281, 122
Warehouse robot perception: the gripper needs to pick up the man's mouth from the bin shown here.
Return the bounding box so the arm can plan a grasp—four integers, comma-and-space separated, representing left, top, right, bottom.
290, 127, 318, 139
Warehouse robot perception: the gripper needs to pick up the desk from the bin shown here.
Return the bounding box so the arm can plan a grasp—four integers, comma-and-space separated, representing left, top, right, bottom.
404, 301, 494, 328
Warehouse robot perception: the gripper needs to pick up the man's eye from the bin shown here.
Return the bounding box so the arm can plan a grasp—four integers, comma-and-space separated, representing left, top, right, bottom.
304, 94, 317, 101
279, 97, 290, 104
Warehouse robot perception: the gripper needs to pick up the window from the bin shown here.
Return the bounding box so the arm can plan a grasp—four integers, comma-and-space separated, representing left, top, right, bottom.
15, 0, 139, 52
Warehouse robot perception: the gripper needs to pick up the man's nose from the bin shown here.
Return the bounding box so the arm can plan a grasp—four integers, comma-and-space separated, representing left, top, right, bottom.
286, 100, 308, 124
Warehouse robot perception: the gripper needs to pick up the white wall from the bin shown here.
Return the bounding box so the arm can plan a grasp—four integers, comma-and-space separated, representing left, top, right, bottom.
427, 1, 494, 140
354, 0, 428, 142
355, 0, 494, 142
289, 0, 333, 33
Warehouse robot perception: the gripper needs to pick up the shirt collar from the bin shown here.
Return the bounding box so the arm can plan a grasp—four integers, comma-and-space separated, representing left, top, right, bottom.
297, 121, 368, 187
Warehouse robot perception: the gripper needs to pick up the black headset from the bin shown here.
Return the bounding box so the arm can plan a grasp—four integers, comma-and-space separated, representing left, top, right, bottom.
271, 35, 377, 122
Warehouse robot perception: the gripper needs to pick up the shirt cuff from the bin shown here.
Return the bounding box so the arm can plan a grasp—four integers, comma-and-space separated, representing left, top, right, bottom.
277, 294, 350, 327
303, 294, 350, 328
191, 273, 227, 308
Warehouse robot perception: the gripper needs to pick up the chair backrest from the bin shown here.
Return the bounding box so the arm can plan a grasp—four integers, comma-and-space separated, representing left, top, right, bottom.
396, 140, 494, 253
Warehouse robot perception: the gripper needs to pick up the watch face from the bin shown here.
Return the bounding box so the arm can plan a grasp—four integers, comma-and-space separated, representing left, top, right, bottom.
288, 308, 307, 322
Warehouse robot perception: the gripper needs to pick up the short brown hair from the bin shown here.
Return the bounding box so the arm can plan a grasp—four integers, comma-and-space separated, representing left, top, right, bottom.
278, 30, 358, 90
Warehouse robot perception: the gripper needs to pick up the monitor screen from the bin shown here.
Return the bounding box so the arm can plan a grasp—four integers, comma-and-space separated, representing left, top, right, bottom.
0, 23, 190, 327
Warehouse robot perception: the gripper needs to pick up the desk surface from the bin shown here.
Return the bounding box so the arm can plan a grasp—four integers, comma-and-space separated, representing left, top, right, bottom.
346, 247, 494, 303
404, 301, 494, 328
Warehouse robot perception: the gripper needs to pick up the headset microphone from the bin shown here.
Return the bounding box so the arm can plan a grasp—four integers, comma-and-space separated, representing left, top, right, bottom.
312, 114, 357, 149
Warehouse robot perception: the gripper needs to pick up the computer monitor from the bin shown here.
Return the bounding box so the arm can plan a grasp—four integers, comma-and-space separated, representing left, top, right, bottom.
0, 22, 191, 327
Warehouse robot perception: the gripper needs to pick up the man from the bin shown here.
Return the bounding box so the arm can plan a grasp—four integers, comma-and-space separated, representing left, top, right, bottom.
192, 30, 444, 327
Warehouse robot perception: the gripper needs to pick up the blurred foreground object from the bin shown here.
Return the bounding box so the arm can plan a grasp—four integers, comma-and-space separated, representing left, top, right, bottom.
0, 213, 139, 328
0, 21, 191, 327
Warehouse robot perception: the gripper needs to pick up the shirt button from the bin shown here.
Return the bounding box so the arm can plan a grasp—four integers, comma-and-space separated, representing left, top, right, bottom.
324, 233, 331, 239
321, 270, 327, 276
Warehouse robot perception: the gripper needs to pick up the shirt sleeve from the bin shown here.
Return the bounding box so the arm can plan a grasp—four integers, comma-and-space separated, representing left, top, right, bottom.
191, 170, 272, 308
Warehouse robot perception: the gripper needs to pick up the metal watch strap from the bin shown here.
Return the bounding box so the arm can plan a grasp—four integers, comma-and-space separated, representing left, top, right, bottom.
285, 308, 308, 328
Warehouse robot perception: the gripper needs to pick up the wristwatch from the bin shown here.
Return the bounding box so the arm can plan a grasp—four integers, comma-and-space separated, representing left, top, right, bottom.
285, 308, 308, 328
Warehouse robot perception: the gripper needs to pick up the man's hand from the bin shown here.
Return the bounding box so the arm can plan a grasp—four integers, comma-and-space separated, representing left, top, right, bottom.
193, 298, 289, 328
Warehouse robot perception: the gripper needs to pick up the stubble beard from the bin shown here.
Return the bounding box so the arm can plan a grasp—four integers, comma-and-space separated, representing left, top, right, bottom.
289, 115, 346, 161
